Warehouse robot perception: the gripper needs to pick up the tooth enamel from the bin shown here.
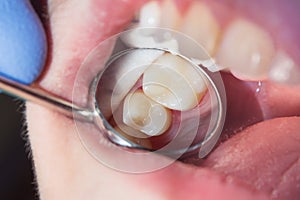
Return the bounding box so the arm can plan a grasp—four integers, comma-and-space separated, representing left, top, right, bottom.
123, 90, 172, 137
121, 29, 180, 51
97, 49, 163, 118
121, 1, 180, 52
143, 53, 207, 111
269, 51, 300, 85
160, 0, 182, 30
180, 2, 221, 55
216, 19, 275, 81
139, 1, 161, 35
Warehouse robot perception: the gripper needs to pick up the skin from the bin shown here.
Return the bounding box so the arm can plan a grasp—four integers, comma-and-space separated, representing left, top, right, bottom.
27, 0, 300, 199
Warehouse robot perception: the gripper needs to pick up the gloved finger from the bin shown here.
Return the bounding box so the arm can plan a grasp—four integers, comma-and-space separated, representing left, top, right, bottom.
0, 0, 47, 85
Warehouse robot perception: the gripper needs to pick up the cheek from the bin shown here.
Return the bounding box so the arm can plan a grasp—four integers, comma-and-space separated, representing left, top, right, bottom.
27, 103, 160, 199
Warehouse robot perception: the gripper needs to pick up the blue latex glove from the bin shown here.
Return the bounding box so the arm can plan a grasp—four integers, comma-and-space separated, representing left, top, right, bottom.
0, 0, 47, 85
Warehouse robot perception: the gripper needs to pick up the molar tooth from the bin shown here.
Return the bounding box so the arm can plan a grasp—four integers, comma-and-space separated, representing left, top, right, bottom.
269, 51, 300, 85
121, 1, 180, 51
123, 90, 172, 137
143, 53, 207, 111
216, 19, 275, 81
180, 2, 221, 55
97, 49, 163, 118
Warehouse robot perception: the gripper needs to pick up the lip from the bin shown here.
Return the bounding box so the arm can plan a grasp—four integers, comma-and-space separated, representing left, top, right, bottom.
28, 0, 300, 199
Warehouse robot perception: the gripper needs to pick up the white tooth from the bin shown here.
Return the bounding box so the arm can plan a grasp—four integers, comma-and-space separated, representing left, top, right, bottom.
160, 0, 182, 30
123, 90, 172, 137
180, 2, 221, 55
143, 53, 207, 111
97, 49, 163, 118
269, 51, 300, 85
216, 19, 275, 81
139, 1, 161, 35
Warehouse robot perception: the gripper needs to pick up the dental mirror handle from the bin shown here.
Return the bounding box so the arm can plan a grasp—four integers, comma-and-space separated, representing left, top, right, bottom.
0, 76, 95, 122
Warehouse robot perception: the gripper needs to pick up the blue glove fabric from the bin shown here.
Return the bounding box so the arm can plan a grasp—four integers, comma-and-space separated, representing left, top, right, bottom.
0, 0, 47, 85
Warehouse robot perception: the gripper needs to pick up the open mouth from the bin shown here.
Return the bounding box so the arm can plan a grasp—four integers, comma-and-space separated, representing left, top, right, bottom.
30, 0, 300, 199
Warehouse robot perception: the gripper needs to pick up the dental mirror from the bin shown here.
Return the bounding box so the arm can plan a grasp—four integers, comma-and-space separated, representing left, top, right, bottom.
0, 28, 226, 172
72, 28, 226, 172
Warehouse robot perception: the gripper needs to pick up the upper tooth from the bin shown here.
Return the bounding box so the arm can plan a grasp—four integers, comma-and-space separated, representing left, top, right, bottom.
160, 0, 182, 30
269, 51, 300, 85
123, 90, 172, 137
97, 49, 163, 118
121, 1, 180, 52
139, 1, 161, 35
216, 19, 275, 81
180, 2, 221, 55
143, 53, 207, 111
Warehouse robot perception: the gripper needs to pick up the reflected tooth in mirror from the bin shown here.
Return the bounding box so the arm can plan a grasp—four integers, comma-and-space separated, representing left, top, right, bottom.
216, 19, 275, 81
180, 2, 221, 55
97, 49, 163, 118
143, 53, 207, 111
269, 51, 300, 85
123, 90, 172, 137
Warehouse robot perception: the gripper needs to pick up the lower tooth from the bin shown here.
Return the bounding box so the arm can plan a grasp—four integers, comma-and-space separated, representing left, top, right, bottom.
143, 53, 207, 111
216, 19, 275, 81
123, 90, 172, 137
269, 51, 300, 85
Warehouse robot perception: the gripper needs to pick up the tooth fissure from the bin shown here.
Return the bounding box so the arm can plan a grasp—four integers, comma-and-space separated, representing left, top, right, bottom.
143, 53, 207, 111
123, 90, 171, 137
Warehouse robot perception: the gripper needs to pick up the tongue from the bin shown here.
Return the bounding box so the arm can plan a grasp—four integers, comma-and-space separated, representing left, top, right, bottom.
202, 117, 300, 200
220, 73, 300, 140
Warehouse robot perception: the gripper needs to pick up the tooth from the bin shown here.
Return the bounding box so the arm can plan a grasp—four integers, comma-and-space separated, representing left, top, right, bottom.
139, 1, 161, 35
97, 49, 163, 118
123, 90, 172, 137
180, 2, 221, 55
160, 0, 182, 30
269, 51, 300, 85
216, 19, 275, 81
121, 1, 180, 51
143, 53, 207, 111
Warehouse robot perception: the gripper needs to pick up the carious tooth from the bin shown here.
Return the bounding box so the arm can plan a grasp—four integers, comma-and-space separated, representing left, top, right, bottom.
123, 90, 172, 137
143, 53, 207, 111
180, 2, 220, 55
216, 19, 275, 81
97, 49, 163, 118
121, 1, 180, 51
269, 51, 300, 85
